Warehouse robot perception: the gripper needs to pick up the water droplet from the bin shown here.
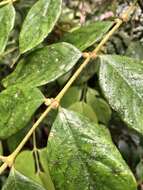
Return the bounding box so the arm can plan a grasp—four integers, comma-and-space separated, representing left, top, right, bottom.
14, 93, 18, 98
55, 58, 59, 62
60, 64, 65, 70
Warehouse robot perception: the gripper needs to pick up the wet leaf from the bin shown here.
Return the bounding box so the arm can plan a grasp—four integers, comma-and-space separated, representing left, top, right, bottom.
3, 42, 82, 88
47, 108, 137, 190
0, 86, 44, 139
2, 168, 46, 190
0, 3, 15, 54
99, 55, 143, 134
61, 21, 113, 51
19, 0, 62, 53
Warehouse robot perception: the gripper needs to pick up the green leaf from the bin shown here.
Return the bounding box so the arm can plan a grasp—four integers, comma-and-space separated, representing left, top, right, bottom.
57, 70, 72, 86
19, 0, 62, 53
47, 108, 137, 190
61, 21, 113, 51
86, 88, 111, 124
7, 125, 31, 152
3, 42, 82, 88
0, 3, 15, 54
0, 86, 44, 139
38, 149, 55, 190
99, 55, 143, 134
38, 172, 55, 190
61, 86, 82, 108
69, 101, 98, 123
15, 151, 39, 183
2, 168, 46, 190
75, 59, 100, 85
15, 149, 55, 190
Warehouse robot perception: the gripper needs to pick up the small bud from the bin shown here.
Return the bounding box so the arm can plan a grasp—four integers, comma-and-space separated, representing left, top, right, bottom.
82, 52, 90, 58
45, 98, 52, 106
121, 14, 129, 22
51, 99, 59, 109
90, 52, 97, 59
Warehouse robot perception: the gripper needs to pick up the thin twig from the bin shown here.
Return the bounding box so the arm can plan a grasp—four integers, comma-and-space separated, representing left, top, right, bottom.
33, 131, 40, 173
0, 47, 17, 59
0, 163, 8, 174
0, 0, 17, 6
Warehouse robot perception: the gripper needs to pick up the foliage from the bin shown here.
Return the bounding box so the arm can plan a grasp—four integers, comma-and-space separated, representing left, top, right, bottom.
0, 0, 142, 189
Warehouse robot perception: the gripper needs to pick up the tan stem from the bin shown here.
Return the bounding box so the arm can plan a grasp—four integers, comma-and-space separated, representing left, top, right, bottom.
56, 56, 91, 102
11, 105, 53, 159
0, 0, 17, 6
0, 163, 8, 175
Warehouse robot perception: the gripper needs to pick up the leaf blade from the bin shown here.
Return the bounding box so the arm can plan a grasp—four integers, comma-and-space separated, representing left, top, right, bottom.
47, 108, 137, 190
86, 88, 111, 124
61, 21, 113, 51
0, 86, 44, 139
0, 3, 15, 54
3, 42, 82, 88
15, 149, 55, 190
19, 0, 62, 53
99, 55, 143, 134
2, 168, 46, 190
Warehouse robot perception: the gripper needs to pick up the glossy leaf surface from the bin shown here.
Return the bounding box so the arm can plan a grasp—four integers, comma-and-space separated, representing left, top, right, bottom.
61, 21, 113, 51
99, 55, 143, 134
3, 43, 82, 88
0, 86, 44, 139
19, 0, 62, 53
2, 168, 46, 190
47, 108, 136, 190
0, 3, 15, 54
